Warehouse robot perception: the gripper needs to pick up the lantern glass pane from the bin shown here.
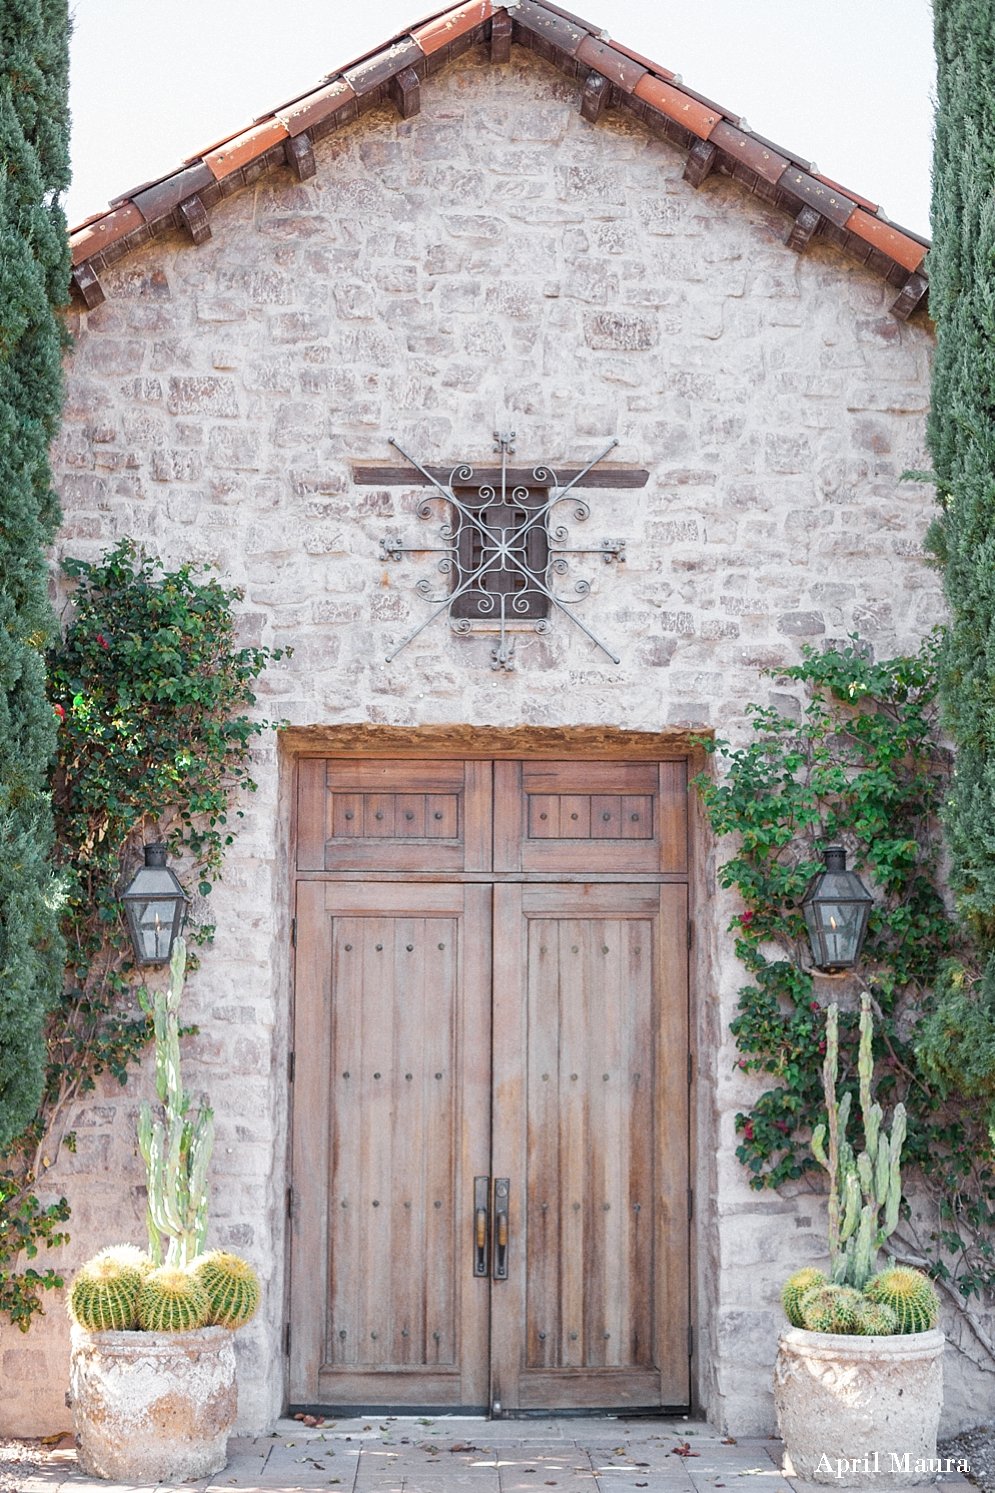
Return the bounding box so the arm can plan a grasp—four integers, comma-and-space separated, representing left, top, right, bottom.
125, 895, 184, 963
140, 902, 175, 961
803, 899, 863, 967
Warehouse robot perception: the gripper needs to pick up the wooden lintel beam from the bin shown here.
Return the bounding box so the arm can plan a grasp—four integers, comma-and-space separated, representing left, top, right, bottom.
71, 261, 105, 309
179, 194, 211, 245
890, 271, 929, 322
786, 204, 820, 253
351, 463, 650, 489
286, 132, 316, 181
490, 9, 512, 63
580, 71, 610, 124
683, 139, 717, 189
390, 65, 421, 120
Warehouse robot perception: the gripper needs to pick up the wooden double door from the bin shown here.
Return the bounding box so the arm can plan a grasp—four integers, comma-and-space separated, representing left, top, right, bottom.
289, 757, 691, 1414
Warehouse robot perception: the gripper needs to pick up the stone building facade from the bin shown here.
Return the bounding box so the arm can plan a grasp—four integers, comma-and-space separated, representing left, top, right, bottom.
3, 0, 983, 1444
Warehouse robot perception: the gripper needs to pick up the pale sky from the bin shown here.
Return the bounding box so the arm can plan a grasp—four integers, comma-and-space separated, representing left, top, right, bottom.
66, 0, 935, 239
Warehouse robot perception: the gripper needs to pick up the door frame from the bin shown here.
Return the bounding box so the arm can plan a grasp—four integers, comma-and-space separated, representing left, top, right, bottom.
281, 724, 709, 1418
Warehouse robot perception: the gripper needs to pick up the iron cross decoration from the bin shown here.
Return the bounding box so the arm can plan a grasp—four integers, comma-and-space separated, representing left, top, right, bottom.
379, 431, 626, 671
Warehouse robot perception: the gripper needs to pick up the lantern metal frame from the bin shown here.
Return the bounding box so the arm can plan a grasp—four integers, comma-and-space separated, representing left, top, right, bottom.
800, 844, 874, 973
121, 843, 189, 966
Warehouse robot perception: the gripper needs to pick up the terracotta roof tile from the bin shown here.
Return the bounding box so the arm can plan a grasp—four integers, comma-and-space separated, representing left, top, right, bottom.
414, 0, 494, 54
524, 0, 594, 28
511, 0, 589, 56
779, 168, 858, 229
607, 41, 675, 79
812, 172, 877, 214
343, 36, 424, 95
575, 35, 646, 92
183, 128, 247, 166
132, 161, 215, 223
67, 0, 930, 303
70, 202, 145, 265
708, 120, 788, 185
845, 207, 927, 272
276, 77, 358, 137
633, 73, 718, 140
204, 118, 289, 180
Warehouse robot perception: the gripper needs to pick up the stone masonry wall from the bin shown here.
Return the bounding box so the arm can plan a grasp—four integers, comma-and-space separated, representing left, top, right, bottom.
1, 41, 964, 1438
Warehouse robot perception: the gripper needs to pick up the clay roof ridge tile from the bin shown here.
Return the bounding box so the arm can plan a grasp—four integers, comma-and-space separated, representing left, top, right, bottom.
515, 0, 598, 30
108, 172, 178, 208
68, 208, 112, 232
662, 79, 739, 122
182, 127, 248, 166
875, 216, 931, 251
319, 28, 423, 84
726, 127, 810, 173
608, 40, 675, 79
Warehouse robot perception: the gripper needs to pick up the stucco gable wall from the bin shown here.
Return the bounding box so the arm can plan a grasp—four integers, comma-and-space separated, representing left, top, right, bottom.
0, 43, 953, 1439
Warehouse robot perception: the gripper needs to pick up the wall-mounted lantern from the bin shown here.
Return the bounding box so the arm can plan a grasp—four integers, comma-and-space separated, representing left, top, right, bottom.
122, 844, 189, 965
800, 845, 873, 972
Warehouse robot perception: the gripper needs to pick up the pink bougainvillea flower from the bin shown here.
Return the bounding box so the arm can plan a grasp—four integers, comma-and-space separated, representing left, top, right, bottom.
96, 634, 110, 650
740, 910, 754, 926
743, 1123, 754, 1141
53, 703, 65, 720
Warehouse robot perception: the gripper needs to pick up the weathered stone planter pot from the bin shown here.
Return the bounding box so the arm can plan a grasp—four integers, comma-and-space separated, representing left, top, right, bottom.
69, 1323, 236, 1482
774, 1327, 945, 1487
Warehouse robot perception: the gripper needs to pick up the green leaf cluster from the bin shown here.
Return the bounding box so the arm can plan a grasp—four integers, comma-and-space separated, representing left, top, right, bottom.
694, 641, 995, 1304
0, 0, 71, 1148
0, 541, 284, 1329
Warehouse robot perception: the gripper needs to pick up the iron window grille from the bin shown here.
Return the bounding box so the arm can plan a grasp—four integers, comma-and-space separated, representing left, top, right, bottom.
379, 432, 625, 670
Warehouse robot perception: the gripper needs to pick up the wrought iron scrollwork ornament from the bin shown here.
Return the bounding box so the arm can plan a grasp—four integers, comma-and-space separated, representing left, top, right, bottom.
379, 431, 626, 671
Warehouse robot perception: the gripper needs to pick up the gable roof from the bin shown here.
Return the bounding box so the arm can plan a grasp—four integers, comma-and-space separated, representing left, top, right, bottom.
68, 0, 930, 322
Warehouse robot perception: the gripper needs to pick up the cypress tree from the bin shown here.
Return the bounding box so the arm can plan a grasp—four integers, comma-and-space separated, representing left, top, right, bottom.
927, 5, 995, 944
0, 0, 70, 1144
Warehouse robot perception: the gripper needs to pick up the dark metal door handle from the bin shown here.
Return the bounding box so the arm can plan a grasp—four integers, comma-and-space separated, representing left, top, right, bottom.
493, 1177, 510, 1279
473, 1176, 490, 1276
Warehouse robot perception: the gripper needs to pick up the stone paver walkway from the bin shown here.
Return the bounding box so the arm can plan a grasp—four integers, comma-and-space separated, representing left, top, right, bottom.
15, 1417, 973, 1493
18, 1418, 778, 1493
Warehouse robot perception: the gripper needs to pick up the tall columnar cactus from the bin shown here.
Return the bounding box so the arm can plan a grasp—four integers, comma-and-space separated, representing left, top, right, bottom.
137, 939, 214, 1267
810, 994, 906, 1289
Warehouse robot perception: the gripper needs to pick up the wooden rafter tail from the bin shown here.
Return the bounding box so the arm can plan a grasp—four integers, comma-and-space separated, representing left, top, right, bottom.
390, 66, 421, 120
178, 194, 211, 245
786, 205, 821, 253
683, 139, 716, 189
490, 9, 513, 63
890, 271, 929, 322
580, 72, 610, 124
286, 133, 317, 181
71, 261, 105, 308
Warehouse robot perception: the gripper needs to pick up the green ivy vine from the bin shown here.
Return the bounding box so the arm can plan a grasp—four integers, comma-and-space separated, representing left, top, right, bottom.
695, 639, 995, 1334
0, 540, 285, 1329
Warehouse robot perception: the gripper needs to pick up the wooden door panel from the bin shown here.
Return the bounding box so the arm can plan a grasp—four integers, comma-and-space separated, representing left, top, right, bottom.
490, 882, 689, 1411
493, 761, 687, 873
292, 754, 693, 1415
297, 758, 492, 872
289, 881, 491, 1410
